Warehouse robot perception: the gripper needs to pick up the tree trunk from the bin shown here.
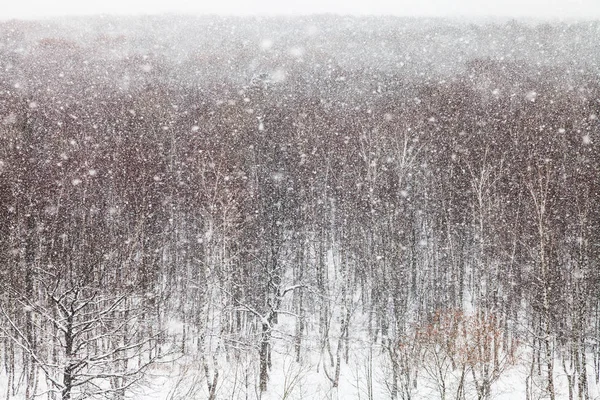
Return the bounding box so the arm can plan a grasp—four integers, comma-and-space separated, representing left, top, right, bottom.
259, 322, 270, 392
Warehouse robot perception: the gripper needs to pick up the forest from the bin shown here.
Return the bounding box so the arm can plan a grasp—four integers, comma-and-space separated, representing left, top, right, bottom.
0, 15, 599, 399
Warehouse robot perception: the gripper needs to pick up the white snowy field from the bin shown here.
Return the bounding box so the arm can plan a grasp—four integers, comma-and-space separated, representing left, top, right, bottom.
3, 311, 598, 400
144, 330, 600, 400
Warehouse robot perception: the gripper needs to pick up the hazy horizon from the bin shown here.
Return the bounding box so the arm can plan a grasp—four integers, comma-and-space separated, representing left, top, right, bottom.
1, 0, 599, 21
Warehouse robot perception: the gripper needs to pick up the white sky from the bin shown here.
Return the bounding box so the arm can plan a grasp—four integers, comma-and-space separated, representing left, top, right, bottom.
1, 0, 599, 20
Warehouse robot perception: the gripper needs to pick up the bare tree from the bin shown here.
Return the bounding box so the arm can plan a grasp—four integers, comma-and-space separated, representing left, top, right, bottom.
0, 279, 165, 400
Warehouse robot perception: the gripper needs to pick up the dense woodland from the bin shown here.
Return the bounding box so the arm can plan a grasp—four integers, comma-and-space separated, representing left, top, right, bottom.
0, 15, 600, 400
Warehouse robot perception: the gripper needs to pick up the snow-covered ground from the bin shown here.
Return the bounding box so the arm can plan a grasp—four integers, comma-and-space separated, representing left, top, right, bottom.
4, 312, 596, 400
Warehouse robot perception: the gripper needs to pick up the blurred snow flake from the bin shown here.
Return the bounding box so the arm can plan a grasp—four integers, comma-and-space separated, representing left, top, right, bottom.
3, 113, 17, 125
271, 69, 286, 83
271, 172, 284, 182
260, 39, 273, 50
45, 205, 59, 215
525, 91, 537, 102
582, 135, 591, 145
289, 47, 304, 58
